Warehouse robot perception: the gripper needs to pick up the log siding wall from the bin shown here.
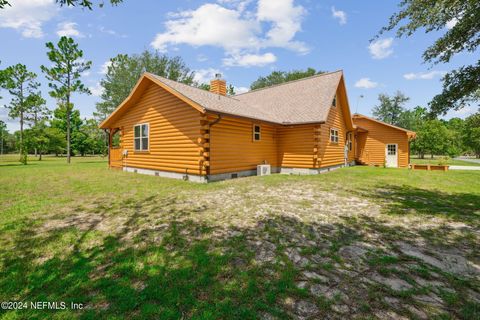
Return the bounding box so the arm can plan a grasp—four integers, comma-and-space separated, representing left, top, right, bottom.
354, 117, 410, 167
108, 83, 204, 175
107, 83, 368, 178
209, 115, 278, 174
317, 91, 355, 168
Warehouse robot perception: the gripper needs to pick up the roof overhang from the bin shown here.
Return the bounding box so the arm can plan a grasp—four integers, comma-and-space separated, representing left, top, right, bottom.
352, 113, 416, 137
334, 74, 355, 131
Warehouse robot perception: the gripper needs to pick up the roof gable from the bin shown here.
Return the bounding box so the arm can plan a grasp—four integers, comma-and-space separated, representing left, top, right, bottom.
352, 114, 416, 137
234, 70, 344, 124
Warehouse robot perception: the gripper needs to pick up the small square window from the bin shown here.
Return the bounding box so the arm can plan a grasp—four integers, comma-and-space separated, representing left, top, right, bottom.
330, 128, 339, 143
253, 124, 261, 141
134, 123, 149, 151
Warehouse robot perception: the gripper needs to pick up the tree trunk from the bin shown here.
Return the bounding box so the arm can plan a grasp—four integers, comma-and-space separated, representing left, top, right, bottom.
20, 111, 27, 165
430, 154, 434, 159
66, 98, 71, 164
34, 113, 38, 157
39, 151, 42, 161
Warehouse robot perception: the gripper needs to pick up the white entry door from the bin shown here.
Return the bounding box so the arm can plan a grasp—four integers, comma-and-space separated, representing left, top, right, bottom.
385, 144, 398, 168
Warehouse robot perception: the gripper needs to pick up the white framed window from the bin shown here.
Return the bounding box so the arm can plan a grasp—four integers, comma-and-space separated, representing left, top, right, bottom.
253, 124, 261, 141
387, 144, 397, 155
330, 128, 339, 143
332, 95, 337, 107
134, 123, 149, 151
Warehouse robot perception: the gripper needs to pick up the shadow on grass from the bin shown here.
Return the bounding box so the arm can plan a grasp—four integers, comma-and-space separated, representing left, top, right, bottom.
0, 194, 479, 319
0, 162, 38, 167
361, 184, 480, 225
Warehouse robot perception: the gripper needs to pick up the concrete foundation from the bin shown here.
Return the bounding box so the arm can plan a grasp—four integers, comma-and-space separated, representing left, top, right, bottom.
121, 162, 354, 183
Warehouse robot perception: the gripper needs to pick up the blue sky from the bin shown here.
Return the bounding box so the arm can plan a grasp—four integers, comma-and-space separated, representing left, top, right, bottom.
0, 0, 476, 131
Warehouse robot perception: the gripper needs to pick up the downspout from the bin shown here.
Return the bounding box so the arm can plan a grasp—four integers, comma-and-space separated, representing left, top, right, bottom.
209, 114, 222, 127
204, 114, 222, 181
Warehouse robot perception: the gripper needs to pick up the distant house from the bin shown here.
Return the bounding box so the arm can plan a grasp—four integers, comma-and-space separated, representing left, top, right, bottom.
99, 71, 415, 182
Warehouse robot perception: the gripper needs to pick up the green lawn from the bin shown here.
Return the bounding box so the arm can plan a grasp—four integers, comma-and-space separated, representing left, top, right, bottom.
0, 156, 479, 319
410, 155, 480, 166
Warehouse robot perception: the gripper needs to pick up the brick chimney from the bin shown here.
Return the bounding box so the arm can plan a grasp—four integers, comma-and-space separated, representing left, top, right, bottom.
210, 73, 227, 96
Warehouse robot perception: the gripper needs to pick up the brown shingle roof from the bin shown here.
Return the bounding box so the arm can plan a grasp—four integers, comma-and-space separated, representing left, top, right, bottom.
147, 73, 275, 123
100, 71, 345, 128
149, 70, 343, 124
234, 70, 343, 124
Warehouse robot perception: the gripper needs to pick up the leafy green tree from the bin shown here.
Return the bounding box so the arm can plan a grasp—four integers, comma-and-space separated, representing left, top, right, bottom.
41, 36, 91, 164
0, 120, 6, 155
372, 91, 410, 126
378, 0, 479, 115
51, 104, 83, 156
464, 113, 480, 157
227, 84, 236, 96
250, 68, 324, 90
47, 127, 67, 156
411, 119, 450, 158
81, 118, 107, 155
0, 0, 123, 9
1, 64, 42, 164
397, 106, 427, 131
444, 118, 466, 156
95, 51, 194, 121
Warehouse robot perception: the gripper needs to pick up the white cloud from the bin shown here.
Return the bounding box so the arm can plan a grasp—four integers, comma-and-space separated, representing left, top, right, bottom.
151, 0, 307, 67
99, 60, 112, 75
446, 18, 458, 30
234, 86, 249, 94
196, 54, 208, 62
193, 68, 222, 84
368, 38, 394, 59
89, 83, 104, 97
99, 26, 127, 38
151, 4, 260, 52
331, 6, 347, 25
56, 21, 84, 38
257, 0, 308, 53
0, 0, 57, 38
403, 71, 446, 80
223, 52, 277, 67
354, 77, 378, 89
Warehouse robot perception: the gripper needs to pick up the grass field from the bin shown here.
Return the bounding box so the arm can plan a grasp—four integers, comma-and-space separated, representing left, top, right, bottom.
410, 155, 480, 166
0, 156, 479, 319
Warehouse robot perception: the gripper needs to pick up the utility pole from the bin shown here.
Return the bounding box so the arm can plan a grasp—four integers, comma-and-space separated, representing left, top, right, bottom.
355, 95, 364, 114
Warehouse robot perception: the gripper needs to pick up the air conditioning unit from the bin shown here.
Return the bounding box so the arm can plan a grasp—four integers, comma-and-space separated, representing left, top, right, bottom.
257, 164, 271, 176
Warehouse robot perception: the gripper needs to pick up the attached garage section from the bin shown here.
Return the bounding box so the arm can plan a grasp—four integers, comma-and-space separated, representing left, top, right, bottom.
353, 114, 415, 168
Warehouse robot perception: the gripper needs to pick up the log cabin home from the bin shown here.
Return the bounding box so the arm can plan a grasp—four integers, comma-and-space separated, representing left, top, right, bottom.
99, 71, 415, 182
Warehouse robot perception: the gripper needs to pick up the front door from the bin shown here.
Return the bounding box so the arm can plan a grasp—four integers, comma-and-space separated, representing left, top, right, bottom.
385, 144, 398, 168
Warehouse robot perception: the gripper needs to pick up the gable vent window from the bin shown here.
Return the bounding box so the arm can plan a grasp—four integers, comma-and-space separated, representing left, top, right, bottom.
332, 95, 337, 107
253, 124, 261, 141
330, 128, 339, 143
134, 123, 149, 151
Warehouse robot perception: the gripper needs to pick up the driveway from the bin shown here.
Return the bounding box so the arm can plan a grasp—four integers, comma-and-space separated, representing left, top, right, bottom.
450, 165, 480, 170
456, 156, 480, 164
